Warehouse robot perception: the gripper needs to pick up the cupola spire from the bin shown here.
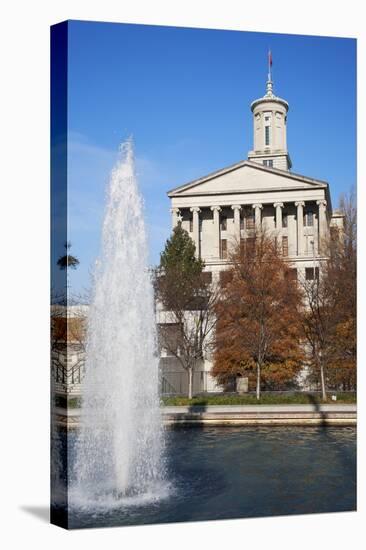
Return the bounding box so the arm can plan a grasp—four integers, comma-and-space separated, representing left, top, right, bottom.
266, 50, 274, 97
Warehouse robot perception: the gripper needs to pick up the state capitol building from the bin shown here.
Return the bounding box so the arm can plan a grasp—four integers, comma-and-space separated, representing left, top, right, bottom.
159, 65, 343, 394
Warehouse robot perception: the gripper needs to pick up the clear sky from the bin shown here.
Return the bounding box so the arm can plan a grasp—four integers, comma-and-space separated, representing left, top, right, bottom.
66, 20, 356, 295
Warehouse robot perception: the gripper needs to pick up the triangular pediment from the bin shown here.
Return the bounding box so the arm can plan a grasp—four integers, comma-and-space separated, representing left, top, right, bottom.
167, 160, 327, 197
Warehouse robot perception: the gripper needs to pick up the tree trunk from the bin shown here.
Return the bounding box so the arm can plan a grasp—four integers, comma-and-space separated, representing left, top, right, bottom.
256, 362, 261, 400
188, 367, 193, 400
320, 361, 327, 402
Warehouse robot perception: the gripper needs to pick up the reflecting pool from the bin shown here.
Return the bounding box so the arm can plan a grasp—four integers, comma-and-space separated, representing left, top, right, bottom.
56, 425, 356, 529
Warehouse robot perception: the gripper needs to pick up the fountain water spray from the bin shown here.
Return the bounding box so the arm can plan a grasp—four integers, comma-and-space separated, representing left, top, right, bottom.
73, 139, 166, 506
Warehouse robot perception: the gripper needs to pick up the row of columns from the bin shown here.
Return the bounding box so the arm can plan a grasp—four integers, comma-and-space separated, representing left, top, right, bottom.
171, 199, 328, 258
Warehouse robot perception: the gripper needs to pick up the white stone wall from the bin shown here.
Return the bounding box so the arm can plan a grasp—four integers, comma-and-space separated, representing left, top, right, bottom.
248, 153, 290, 171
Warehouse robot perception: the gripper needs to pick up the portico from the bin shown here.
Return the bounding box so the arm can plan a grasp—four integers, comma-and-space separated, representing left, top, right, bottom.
169, 179, 332, 266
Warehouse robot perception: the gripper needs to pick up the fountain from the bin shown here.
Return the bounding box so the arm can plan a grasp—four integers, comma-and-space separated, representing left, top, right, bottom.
72, 138, 167, 507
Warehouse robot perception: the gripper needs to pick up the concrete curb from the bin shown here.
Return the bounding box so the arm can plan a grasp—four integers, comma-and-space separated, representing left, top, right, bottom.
52, 404, 357, 428
162, 404, 356, 426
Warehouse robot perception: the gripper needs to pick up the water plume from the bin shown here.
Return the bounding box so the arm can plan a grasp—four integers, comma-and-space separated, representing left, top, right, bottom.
73, 138, 166, 506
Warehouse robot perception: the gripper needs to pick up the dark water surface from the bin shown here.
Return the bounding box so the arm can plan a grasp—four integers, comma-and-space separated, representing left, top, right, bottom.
64, 426, 356, 529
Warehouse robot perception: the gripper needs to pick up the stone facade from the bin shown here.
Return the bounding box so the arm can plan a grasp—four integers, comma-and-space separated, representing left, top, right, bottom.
160, 73, 343, 394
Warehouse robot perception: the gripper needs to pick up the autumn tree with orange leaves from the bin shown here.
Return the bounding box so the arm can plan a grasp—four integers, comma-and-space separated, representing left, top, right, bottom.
212, 231, 304, 399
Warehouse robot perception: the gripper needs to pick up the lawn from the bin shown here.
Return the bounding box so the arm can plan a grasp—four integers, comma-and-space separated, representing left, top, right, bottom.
53, 392, 356, 409
162, 392, 356, 406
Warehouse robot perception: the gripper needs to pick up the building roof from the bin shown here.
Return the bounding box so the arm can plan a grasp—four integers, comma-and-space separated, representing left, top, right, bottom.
167, 159, 329, 197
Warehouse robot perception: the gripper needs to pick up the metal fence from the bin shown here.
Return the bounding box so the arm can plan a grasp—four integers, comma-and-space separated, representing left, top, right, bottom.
51, 344, 85, 395
50, 358, 355, 398
161, 370, 356, 397
161, 371, 220, 396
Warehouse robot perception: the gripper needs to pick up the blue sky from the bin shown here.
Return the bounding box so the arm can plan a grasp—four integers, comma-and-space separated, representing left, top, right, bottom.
66, 21, 356, 294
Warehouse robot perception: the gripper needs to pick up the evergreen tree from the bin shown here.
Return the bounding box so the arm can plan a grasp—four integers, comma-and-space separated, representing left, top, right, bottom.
160, 223, 201, 272
156, 224, 217, 399
158, 224, 205, 311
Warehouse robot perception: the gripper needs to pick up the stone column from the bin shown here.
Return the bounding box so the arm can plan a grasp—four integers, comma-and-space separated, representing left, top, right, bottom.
274, 202, 284, 253
317, 199, 327, 255
295, 201, 305, 256
210, 206, 221, 258
190, 207, 201, 257
273, 202, 284, 231
252, 203, 263, 232
170, 207, 181, 228
231, 205, 242, 244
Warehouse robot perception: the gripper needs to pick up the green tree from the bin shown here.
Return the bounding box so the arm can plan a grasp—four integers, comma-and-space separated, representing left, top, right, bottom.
156, 224, 217, 398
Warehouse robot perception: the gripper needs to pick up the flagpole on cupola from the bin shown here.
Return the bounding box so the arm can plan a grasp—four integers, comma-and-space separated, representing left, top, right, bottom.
268, 49, 272, 80
266, 49, 273, 97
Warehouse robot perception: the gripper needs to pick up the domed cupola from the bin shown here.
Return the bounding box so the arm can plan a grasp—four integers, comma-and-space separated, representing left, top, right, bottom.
248, 51, 292, 171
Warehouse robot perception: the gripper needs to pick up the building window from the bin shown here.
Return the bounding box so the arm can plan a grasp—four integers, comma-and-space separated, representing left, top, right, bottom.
282, 213, 288, 228
221, 216, 227, 231
220, 270, 233, 287
220, 239, 227, 259
282, 236, 288, 256
240, 214, 244, 230
306, 236, 315, 256
285, 268, 297, 283
189, 217, 193, 232
330, 226, 339, 241
246, 212, 255, 230
304, 211, 314, 227
158, 323, 182, 356
201, 271, 212, 284
265, 126, 270, 146
263, 159, 274, 167
246, 237, 256, 255
305, 267, 319, 281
